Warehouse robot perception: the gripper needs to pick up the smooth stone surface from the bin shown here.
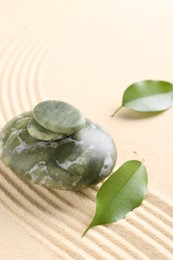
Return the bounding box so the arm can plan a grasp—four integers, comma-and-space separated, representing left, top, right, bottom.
0, 113, 117, 190
27, 118, 64, 141
33, 100, 86, 135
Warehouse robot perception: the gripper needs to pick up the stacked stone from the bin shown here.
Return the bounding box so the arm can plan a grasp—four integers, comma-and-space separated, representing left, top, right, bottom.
0, 101, 116, 190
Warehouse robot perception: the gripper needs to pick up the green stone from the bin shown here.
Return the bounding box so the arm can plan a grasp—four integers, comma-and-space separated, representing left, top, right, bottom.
33, 100, 86, 135
27, 118, 64, 141
0, 113, 117, 190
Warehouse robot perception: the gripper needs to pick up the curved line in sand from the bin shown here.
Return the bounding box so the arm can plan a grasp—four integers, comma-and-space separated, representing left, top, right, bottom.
0, 17, 48, 125
0, 163, 121, 259
0, 160, 173, 259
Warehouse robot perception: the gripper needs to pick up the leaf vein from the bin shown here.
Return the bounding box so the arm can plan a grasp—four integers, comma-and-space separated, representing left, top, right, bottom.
97, 165, 142, 220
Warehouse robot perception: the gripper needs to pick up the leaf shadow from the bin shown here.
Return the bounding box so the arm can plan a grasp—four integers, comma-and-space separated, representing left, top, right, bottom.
116, 108, 165, 120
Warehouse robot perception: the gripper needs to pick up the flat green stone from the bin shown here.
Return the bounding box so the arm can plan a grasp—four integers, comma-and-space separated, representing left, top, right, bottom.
0, 113, 117, 190
27, 118, 64, 141
33, 100, 86, 135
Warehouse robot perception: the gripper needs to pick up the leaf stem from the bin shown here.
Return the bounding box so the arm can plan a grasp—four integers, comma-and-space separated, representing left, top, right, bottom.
81, 220, 94, 237
81, 226, 90, 238
110, 106, 123, 117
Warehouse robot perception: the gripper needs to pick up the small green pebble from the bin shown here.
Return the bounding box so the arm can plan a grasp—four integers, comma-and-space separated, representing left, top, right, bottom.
33, 100, 86, 135
27, 118, 64, 141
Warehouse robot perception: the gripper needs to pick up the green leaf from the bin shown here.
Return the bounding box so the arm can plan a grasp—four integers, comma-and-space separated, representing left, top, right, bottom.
111, 80, 173, 116
82, 160, 148, 236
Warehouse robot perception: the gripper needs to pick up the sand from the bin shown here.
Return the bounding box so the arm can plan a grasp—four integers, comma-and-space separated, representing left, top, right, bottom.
0, 0, 172, 259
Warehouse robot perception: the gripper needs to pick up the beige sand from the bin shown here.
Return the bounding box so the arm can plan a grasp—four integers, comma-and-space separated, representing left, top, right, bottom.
0, 0, 172, 259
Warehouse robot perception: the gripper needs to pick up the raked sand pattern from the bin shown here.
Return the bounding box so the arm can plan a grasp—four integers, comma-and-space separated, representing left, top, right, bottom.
0, 160, 173, 259
0, 1, 173, 259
